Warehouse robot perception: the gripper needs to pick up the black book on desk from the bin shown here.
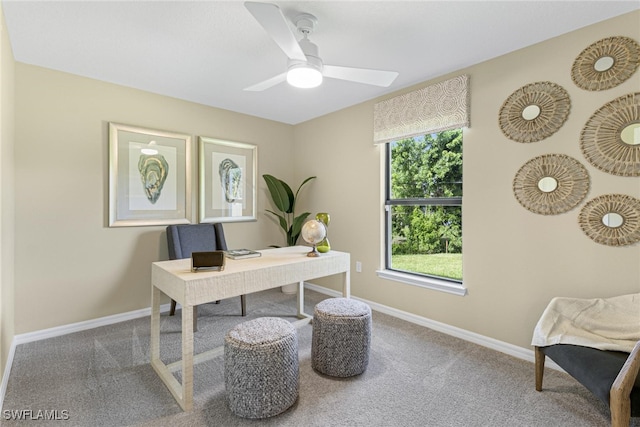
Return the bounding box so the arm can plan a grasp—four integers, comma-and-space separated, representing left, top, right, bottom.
191, 251, 225, 272
224, 249, 262, 260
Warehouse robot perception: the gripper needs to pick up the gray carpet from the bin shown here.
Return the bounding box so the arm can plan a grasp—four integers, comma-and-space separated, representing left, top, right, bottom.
2, 288, 636, 427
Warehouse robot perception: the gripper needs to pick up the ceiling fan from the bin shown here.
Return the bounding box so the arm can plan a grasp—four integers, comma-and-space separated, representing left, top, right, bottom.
244, 1, 399, 91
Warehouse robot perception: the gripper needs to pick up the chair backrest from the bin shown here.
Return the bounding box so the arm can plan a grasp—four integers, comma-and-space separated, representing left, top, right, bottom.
166, 223, 228, 260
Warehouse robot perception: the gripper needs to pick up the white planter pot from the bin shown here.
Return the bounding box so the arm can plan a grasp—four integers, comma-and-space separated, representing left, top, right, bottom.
281, 283, 298, 294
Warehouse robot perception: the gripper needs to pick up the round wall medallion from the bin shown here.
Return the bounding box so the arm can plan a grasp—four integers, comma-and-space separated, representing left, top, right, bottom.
513, 154, 590, 215
580, 92, 640, 177
578, 194, 640, 246
499, 81, 571, 143
571, 36, 640, 91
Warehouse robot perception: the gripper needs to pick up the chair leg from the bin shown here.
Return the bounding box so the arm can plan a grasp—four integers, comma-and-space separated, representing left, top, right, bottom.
170, 299, 177, 316
535, 346, 545, 391
240, 295, 247, 317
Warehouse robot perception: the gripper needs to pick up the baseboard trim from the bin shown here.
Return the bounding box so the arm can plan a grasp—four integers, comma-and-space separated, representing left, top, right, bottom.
303, 282, 563, 372
13, 303, 172, 346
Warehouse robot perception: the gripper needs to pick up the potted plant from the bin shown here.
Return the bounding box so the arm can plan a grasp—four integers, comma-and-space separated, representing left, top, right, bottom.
263, 174, 316, 246
263, 174, 316, 294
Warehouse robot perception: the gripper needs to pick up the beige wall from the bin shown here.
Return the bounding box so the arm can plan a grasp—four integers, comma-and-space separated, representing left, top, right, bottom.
0, 4, 16, 381
13, 65, 295, 333
7, 10, 640, 352
294, 11, 640, 349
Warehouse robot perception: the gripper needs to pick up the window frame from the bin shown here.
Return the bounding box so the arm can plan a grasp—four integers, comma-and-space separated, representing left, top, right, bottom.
377, 137, 467, 297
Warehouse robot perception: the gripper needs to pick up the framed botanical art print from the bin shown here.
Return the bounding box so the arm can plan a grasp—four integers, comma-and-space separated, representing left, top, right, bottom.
109, 123, 192, 227
198, 136, 257, 223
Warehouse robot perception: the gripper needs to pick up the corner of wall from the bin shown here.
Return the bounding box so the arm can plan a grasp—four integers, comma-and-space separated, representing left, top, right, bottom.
0, 1, 17, 395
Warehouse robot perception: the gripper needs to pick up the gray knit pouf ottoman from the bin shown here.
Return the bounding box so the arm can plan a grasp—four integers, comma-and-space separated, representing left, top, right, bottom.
312, 298, 372, 377
224, 317, 299, 419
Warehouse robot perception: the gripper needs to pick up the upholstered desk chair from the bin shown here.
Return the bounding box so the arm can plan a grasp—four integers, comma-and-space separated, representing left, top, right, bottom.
166, 223, 247, 330
535, 342, 640, 427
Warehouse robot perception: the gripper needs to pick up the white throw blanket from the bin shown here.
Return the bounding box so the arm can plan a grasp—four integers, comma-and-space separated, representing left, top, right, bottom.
531, 293, 640, 353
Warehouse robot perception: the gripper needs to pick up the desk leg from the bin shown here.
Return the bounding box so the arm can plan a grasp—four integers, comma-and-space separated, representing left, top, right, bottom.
150, 295, 194, 411
181, 305, 195, 411
343, 270, 351, 298
150, 285, 161, 363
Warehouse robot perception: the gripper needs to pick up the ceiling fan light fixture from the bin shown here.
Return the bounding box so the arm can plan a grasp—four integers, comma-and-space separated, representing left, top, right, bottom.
245, 4, 398, 92
287, 64, 323, 88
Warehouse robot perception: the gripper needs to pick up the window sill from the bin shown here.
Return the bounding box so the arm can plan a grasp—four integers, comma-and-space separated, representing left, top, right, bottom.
376, 269, 467, 296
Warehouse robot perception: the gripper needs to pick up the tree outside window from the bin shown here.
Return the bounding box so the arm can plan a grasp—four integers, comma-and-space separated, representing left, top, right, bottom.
385, 129, 462, 281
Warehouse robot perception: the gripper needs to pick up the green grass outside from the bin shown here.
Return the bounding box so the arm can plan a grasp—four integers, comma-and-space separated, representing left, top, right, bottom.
391, 253, 462, 281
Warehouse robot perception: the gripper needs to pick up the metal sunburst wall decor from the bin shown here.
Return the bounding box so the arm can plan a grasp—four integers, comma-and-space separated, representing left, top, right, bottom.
513, 154, 590, 215
499, 82, 571, 143
580, 92, 640, 177
571, 36, 640, 91
578, 194, 640, 246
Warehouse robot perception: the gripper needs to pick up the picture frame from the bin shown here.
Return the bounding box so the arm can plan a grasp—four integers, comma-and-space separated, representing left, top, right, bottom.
198, 136, 257, 223
109, 122, 192, 227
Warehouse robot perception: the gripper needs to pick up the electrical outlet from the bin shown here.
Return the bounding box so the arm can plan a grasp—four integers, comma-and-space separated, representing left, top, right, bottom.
355, 261, 362, 273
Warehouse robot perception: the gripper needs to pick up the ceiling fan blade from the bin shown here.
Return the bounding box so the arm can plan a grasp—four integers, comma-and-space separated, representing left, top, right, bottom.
245, 1, 306, 62
244, 72, 287, 91
323, 65, 399, 87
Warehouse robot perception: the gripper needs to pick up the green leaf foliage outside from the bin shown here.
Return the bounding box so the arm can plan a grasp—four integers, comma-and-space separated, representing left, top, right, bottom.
390, 130, 462, 257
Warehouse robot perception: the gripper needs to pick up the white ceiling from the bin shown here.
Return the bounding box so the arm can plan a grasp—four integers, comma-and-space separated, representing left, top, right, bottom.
2, 1, 639, 124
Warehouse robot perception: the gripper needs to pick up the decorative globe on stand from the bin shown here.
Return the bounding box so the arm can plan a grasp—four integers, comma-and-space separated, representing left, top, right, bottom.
301, 220, 327, 257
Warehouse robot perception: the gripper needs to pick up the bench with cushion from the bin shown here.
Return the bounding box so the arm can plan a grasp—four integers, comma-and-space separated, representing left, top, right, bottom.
535, 341, 640, 427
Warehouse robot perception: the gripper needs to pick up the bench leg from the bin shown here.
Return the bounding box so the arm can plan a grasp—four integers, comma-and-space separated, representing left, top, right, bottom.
535, 346, 545, 392
610, 340, 640, 427
610, 394, 631, 427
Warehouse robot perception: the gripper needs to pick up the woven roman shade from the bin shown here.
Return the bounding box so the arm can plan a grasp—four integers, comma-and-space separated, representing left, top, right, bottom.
373, 74, 470, 144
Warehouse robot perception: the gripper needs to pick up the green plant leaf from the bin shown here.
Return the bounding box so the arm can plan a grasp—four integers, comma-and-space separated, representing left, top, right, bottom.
263, 174, 291, 213
286, 224, 296, 246
265, 209, 288, 233
292, 176, 316, 213
291, 212, 311, 245
279, 178, 295, 214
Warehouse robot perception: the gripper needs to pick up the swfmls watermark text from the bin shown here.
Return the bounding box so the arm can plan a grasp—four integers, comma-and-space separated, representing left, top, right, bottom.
3, 409, 70, 421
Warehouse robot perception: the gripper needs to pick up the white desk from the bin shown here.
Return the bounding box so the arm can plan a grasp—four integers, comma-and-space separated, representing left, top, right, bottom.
150, 246, 350, 411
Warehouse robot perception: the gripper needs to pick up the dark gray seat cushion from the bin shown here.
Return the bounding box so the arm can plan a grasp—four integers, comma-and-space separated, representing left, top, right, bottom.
541, 344, 640, 416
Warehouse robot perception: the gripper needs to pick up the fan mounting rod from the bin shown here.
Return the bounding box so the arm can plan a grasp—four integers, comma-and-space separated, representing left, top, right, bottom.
293, 13, 317, 36
289, 13, 321, 68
